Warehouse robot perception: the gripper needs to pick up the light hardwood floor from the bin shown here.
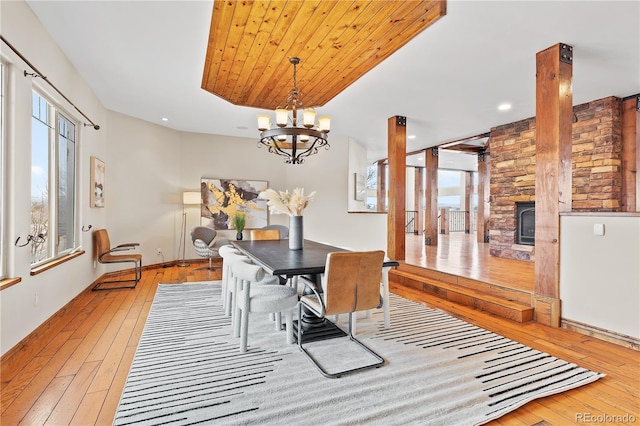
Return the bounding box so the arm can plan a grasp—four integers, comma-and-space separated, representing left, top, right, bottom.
1, 261, 638, 425
405, 232, 534, 291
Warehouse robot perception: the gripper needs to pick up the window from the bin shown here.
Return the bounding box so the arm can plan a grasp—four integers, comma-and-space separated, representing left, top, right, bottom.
30, 90, 78, 265
0, 62, 6, 278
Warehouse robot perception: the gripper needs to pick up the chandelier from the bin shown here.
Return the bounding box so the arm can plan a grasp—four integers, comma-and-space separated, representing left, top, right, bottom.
257, 57, 331, 164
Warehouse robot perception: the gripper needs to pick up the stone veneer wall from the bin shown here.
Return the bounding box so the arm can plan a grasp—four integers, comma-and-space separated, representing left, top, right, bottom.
489, 96, 623, 261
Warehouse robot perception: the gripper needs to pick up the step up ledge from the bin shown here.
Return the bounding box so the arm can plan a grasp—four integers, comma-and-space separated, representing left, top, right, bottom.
391, 270, 532, 306
390, 272, 534, 323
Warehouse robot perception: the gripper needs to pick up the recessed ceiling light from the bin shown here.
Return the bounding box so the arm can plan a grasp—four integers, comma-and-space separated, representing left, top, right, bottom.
408, 135, 416, 139
161, 117, 169, 121
498, 103, 512, 111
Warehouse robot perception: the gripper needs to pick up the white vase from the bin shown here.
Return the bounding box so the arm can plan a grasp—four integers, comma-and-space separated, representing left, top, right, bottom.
289, 215, 303, 250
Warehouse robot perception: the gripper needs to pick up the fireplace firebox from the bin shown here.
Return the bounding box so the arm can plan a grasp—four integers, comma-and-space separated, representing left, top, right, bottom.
516, 202, 535, 245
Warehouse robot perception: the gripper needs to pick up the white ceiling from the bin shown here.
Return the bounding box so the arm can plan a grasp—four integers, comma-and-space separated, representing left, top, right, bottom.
24, 0, 640, 166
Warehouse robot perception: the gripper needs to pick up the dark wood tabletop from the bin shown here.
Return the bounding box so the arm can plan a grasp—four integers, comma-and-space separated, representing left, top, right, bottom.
230, 239, 399, 276
231, 239, 348, 276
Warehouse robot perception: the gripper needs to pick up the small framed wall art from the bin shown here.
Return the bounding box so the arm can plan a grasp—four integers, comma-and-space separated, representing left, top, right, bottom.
90, 156, 105, 208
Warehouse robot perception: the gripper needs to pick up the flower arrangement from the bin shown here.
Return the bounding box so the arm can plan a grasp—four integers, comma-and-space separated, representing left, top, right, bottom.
259, 187, 316, 216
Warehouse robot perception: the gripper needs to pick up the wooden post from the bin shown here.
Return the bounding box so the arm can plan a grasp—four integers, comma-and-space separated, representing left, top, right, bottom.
387, 116, 406, 261
414, 167, 424, 234
534, 43, 573, 327
424, 147, 439, 245
464, 171, 472, 233
439, 208, 449, 234
621, 95, 639, 212
477, 150, 490, 243
376, 160, 386, 212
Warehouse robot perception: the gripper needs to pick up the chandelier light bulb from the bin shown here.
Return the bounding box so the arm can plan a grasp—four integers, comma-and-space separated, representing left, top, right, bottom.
257, 114, 271, 131
318, 116, 331, 132
303, 108, 317, 128
275, 108, 289, 127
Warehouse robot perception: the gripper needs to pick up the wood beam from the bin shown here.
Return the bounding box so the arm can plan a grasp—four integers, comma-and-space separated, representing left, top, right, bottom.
414, 167, 424, 235
534, 43, 573, 327
424, 148, 439, 245
387, 116, 406, 260
464, 171, 473, 233
376, 160, 386, 212
621, 95, 639, 212
477, 150, 490, 243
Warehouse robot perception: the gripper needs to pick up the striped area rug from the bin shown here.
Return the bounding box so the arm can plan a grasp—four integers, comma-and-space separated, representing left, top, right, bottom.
114, 282, 603, 425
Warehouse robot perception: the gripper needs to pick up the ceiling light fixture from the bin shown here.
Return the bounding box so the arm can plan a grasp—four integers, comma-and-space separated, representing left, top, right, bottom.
498, 103, 512, 111
257, 57, 330, 164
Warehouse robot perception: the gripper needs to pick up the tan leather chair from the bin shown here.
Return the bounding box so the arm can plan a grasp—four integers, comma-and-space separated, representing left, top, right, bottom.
248, 228, 280, 240
93, 229, 142, 290
261, 224, 289, 239
297, 250, 386, 378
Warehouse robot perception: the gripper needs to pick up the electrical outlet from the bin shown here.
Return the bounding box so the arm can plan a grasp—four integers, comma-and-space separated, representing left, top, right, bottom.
34, 292, 39, 307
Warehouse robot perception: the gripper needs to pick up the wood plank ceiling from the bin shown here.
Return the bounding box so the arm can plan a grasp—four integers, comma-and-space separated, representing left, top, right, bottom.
202, 0, 447, 110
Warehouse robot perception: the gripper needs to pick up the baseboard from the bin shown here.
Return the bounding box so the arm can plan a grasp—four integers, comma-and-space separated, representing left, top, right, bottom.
562, 318, 639, 351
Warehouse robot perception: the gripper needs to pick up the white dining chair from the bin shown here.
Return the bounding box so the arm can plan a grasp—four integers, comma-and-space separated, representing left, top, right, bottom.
233, 261, 298, 353
218, 244, 240, 312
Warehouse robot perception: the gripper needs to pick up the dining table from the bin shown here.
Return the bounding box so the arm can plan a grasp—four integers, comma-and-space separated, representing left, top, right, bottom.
231, 238, 398, 343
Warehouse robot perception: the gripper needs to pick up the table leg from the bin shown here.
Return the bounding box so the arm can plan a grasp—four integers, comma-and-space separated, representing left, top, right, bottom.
293, 273, 346, 343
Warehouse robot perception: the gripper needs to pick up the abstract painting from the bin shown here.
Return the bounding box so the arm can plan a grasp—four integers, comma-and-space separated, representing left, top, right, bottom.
200, 178, 268, 230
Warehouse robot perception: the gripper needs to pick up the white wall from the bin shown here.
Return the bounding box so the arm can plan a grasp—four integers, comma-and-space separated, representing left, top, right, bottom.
1, 0, 108, 355
286, 134, 388, 252
560, 214, 640, 339
176, 130, 289, 258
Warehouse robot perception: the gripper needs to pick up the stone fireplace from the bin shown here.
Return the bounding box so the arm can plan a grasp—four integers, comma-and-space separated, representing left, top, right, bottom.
489, 96, 623, 262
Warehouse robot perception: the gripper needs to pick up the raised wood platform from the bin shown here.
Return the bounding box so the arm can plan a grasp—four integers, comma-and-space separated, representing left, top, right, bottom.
391, 233, 535, 322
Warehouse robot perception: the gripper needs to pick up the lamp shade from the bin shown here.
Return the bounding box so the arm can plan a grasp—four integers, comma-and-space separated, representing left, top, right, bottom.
257, 114, 271, 131
318, 116, 331, 132
302, 108, 316, 128
182, 191, 201, 205
275, 109, 289, 127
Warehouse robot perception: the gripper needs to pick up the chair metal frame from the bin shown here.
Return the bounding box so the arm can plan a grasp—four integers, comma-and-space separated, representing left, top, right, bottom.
93, 229, 142, 291
297, 250, 386, 378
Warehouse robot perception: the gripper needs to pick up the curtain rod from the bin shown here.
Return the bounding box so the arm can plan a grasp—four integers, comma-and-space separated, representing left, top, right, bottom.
0, 35, 100, 130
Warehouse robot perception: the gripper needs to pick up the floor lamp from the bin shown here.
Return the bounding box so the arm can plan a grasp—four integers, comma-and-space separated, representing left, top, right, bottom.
179, 191, 201, 267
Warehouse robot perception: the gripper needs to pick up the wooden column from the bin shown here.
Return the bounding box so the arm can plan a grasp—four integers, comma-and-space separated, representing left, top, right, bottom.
534, 43, 573, 327
621, 95, 639, 212
439, 208, 449, 234
414, 167, 424, 234
477, 150, 490, 243
464, 171, 473, 233
376, 160, 386, 211
424, 147, 439, 245
387, 116, 406, 261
